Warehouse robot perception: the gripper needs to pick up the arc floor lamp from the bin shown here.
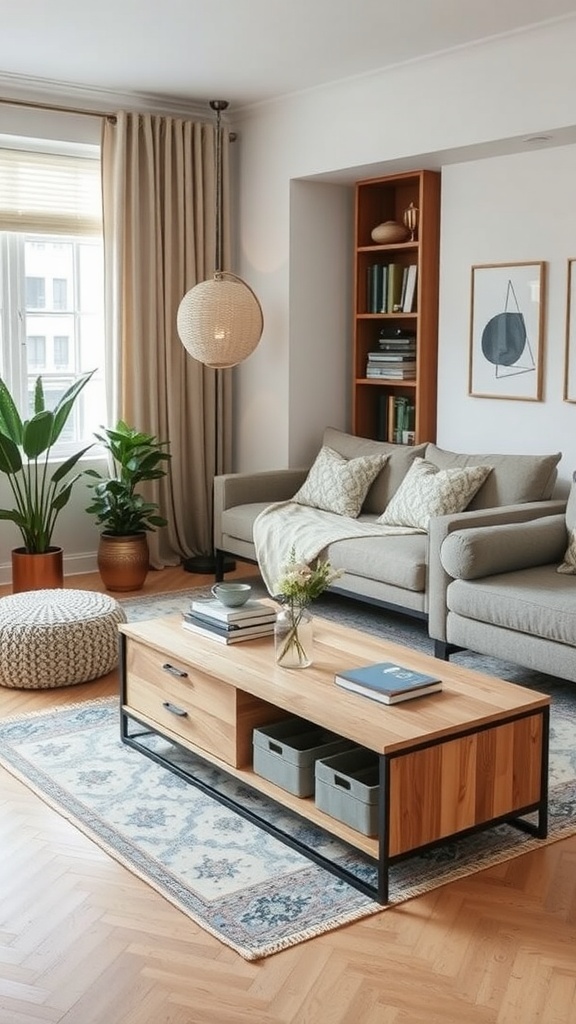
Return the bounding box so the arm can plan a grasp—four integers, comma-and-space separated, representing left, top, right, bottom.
176, 100, 264, 573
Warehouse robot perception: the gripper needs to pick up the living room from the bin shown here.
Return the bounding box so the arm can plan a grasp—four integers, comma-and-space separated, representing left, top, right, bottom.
1, 4, 576, 1022
2, 11, 576, 578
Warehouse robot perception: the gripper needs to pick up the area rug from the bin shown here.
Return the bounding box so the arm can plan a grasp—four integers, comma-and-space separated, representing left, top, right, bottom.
0, 584, 574, 961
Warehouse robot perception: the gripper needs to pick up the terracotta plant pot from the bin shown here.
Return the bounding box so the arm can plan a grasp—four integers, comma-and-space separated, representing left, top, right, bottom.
97, 533, 150, 592
11, 546, 64, 593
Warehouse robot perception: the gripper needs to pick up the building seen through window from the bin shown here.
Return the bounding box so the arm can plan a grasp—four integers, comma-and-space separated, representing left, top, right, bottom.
0, 147, 105, 455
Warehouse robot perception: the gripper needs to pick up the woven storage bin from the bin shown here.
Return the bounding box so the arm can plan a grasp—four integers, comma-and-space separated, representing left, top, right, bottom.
0, 589, 127, 689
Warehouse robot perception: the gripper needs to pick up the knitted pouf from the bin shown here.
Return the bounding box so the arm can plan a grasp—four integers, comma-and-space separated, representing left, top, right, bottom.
0, 589, 127, 689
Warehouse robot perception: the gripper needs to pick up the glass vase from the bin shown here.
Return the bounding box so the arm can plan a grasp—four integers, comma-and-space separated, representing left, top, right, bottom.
274, 603, 313, 669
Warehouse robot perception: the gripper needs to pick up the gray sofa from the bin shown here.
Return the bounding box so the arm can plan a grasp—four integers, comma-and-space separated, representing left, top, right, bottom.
214, 427, 564, 636
433, 477, 576, 682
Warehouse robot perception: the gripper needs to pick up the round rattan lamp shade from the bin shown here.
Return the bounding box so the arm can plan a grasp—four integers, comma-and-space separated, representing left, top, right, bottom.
177, 272, 264, 368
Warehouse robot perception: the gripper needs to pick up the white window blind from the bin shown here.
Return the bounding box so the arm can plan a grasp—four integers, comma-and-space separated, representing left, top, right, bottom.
0, 149, 102, 235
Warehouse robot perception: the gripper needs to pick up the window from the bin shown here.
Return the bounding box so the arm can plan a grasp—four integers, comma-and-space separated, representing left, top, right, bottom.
25, 276, 45, 309
53, 278, 67, 311
26, 334, 46, 370
53, 335, 69, 368
0, 147, 105, 455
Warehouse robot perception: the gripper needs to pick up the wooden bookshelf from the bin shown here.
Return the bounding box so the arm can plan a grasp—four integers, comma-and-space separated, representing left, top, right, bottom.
352, 170, 441, 444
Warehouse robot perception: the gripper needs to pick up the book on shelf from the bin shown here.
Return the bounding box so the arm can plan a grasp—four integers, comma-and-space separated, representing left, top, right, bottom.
334, 661, 442, 705
402, 265, 418, 313
368, 263, 387, 314
182, 612, 276, 644
387, 396, 415, 442
367, 352, 416, 362
367, 366, 416, 378
189, 597, 276, 626
386, 263, 404, 313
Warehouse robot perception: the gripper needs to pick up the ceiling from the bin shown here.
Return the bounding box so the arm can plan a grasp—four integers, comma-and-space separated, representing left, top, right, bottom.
2, 0, 576, 113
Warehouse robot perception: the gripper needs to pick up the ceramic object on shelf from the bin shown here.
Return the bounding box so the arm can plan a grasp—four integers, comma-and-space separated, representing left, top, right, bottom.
371, 220, 410, 244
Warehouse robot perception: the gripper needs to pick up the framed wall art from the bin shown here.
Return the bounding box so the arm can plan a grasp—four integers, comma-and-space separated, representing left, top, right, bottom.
563, 258, 576, 402
468, 261, 545, 401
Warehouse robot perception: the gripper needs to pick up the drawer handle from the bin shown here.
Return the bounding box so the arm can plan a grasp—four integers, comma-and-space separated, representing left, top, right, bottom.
162, 701, 188, 717
162, 662, 189, 679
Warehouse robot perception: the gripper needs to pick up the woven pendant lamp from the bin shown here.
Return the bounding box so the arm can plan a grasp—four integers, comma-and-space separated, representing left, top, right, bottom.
176, 100, 264, 367
177, 271, 263, 368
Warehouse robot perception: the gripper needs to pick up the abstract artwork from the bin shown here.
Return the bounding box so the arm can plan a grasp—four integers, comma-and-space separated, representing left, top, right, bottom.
563, 258, 576, 402
468, 262, 545, 400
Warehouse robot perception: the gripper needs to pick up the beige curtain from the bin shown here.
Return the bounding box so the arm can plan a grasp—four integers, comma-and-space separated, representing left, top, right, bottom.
101, 111, 232, 567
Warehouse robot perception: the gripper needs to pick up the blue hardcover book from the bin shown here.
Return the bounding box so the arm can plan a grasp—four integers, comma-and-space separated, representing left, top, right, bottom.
334, 662, 442, 705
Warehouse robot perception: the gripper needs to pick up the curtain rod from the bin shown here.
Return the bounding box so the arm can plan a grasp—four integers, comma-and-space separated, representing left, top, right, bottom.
0, 95, 117, 122
0, 95, 239, 137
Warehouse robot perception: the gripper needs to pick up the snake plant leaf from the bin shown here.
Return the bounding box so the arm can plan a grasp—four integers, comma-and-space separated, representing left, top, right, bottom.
22, 410, 55, 459
51, 371, 96, 444
51, 445, 94, 485
0, 379, 23, 444
0, 433, 22, 474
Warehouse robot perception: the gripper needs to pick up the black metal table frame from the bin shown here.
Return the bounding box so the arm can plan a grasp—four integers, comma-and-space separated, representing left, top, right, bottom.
120, 702, 549, 906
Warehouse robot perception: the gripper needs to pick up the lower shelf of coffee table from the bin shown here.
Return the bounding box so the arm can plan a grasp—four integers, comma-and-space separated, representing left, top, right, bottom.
121, 704, 380, 858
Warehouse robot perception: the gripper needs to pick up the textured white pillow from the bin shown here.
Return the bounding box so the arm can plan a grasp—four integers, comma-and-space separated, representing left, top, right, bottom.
293, 446, 389, 518
557, 529, 576, 574
378, 458, 492, 530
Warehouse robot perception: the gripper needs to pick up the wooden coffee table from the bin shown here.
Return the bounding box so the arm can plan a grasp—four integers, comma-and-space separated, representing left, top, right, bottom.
118, 612, 550, 903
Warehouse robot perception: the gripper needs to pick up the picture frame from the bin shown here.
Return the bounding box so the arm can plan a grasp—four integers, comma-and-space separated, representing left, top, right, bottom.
563, 258, 576, 402
468, 261, 545, 401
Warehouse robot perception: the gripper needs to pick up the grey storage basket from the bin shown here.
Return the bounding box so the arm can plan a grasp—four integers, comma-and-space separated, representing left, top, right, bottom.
253, 717, 354, 797
315, 746, 380, 836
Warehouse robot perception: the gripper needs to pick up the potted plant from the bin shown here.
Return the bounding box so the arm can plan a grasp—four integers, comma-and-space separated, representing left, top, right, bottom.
0, 370, 95, 592
84, 419, 171, 591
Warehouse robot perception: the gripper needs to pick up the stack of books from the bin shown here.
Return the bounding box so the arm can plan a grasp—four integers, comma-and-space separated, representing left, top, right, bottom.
366, 352, 417, 379
182, 597, 277, 644
334, 661, 442, 705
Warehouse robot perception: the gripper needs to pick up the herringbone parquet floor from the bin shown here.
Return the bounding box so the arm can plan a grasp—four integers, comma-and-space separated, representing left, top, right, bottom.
1, 565, 575, 1024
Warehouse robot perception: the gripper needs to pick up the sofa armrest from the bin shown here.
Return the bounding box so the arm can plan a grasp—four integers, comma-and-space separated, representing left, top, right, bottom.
440, 514, 567, 580
427, 498, 566, 642
214, 468, 308, 548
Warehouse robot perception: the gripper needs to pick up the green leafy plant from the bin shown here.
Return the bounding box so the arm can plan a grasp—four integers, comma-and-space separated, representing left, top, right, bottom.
84, 420, 171, 536
0, 370, 95, 553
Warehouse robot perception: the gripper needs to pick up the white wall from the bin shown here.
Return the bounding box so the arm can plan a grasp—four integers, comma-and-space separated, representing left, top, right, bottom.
233, 17, 576, 487
437, 147, 576, 491
2, 17, 576, 579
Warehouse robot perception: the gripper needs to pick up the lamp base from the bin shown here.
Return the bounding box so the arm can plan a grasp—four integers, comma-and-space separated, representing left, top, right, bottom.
182, 552, 236, 575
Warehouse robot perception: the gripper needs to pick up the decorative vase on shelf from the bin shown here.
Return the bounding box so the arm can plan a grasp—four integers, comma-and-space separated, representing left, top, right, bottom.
274, 603, 314, 669
370, 220, 409, 244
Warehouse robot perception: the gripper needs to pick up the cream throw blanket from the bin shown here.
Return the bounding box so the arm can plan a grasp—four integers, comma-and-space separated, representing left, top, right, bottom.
253, 501, 423, 594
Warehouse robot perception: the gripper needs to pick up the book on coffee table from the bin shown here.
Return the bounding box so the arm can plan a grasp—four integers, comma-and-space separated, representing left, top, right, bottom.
189, 597, 276, 628
182, 611, 276, 644
334, 661, 442, 705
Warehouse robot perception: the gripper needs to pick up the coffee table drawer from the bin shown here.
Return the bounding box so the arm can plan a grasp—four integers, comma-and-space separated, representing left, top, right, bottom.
125, 641, 241, 765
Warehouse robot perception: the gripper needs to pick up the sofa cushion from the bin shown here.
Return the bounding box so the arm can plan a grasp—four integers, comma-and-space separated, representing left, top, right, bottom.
293, 445, 388, 517
324, 528, 428, 592
557, 528, 576, 574
221, 502, 271, 543
447, 565, 576, 646
424, 444, 561, 509
322, 427, 427, 514
442, 515, 568, 580
378, 458, 492, 530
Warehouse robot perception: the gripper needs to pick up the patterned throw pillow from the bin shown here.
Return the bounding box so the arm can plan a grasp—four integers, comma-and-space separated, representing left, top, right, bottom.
557, 529, 576, 574
293, 446, 389, 518
378, 458, 492, 531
